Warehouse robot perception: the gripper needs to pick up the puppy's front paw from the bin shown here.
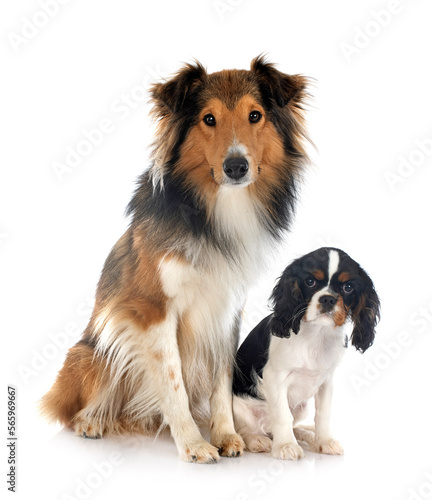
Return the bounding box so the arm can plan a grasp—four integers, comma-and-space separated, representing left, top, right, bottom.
244, 434, 272, 453
315, 439, 344, 455
180, 440, 220, 464
272, 442, 304, 460
212, 433, 245, 458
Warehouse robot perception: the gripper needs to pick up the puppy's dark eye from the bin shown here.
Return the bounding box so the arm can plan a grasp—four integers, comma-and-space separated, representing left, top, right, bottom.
203, 114, 216, 126
305, 278, 316, 288
342, 283, 354, 294
249, 111, 262, 123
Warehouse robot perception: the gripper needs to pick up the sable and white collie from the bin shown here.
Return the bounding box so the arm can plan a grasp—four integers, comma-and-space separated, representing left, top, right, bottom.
233, 248, 380, 460
40, 56, 310, 463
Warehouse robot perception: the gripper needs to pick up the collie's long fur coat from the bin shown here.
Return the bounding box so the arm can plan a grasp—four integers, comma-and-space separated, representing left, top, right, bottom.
41, 56, 310, 463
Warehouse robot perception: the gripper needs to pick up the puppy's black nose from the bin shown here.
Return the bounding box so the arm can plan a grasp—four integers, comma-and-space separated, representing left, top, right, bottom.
223, 157, 249, 180
319, 294, 337, 312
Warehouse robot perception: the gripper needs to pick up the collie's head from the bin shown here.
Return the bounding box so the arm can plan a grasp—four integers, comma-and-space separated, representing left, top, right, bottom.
270, 248, 381, 352
128, 56, 310, 249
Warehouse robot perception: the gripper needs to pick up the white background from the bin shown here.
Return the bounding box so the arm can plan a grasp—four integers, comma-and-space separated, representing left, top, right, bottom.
2, 1, 432, 499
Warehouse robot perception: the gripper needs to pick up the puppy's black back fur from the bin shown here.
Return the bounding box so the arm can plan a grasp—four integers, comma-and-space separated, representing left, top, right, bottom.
233, 315, 272, 398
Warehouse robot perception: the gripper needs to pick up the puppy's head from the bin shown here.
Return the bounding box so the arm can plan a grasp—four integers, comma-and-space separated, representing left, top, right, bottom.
270, 247, 380, 352
150, 55, 309, 191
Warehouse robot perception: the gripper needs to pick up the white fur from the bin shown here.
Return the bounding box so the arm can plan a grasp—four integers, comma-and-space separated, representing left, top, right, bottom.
156, 187, 276, 458
233, 250, 347, 460
328, 249, 339, 280
306, 249, 339, 322
223, 141, 253, 186
234, 319, 347, 459
150, 187, 275, 459
87, 183, 277, 462
213, 186, 272, 269
227, 141, 248, 158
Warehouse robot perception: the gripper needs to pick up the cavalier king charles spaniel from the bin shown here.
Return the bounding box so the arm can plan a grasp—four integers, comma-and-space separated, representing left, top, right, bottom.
233, 247, 380, 460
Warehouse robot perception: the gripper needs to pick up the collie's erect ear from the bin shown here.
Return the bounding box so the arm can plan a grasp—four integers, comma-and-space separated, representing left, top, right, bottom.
150, 61, 207, 116
250, 55, 308, 108
269, 269, 306, 338
350, 268, 381, 353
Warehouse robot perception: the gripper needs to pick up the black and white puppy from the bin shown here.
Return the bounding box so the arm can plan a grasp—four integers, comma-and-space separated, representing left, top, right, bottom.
233, 247, 380, 460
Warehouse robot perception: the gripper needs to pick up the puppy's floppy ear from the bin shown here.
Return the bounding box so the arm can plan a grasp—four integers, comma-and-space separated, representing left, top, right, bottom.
351, 268, 381, 353
151, 61, 207, 116
250, 54, 308, 108
269, 269, 306, 338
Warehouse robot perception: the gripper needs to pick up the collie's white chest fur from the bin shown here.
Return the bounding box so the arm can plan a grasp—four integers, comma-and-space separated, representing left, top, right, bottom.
158, 187, 274, 408
160, 187, 273, 340
159, 255, 244, 339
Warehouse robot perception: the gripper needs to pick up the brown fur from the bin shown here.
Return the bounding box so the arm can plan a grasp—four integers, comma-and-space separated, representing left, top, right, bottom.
40, 342, 105, 430
168, 94, 306, 223
337, 272, 351, 282
333, 295, 349, 327
313, 270, 325, 281
40, 226, 171, 433
177, 95, 284, 196
41, 339, 163, 436
40, 57, 310, 462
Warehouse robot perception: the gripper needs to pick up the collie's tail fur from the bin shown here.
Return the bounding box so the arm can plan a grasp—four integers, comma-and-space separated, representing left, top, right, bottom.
39, 340, 162, 436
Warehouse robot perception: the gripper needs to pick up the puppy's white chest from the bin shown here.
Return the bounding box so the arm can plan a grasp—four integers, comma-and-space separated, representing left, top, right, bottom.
285, 369, 327, 408
263, 327, 346, 407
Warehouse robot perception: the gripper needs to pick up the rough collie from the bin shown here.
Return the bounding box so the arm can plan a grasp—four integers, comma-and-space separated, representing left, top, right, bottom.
40, 56, 310, 463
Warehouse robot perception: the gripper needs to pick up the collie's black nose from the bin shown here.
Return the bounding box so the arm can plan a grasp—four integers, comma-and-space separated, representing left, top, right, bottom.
319, 294, 337, 311
223, 157, 249, 180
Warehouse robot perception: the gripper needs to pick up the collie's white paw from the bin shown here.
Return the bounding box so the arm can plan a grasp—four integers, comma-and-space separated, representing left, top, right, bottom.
180, 440, 220, 464
244, 434, 272, 453
272, 442, 304, 460
315, 439, 344, 455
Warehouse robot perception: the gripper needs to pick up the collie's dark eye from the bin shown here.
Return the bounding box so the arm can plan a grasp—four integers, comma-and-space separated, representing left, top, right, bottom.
203, 114, 216, 126
249, 111, 262, 123
342, 283, 354, 294
305, 277, 316, 288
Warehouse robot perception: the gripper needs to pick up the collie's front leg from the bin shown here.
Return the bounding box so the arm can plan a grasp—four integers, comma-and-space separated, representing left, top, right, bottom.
210, 365, 245, 457
146, 313, 220, 463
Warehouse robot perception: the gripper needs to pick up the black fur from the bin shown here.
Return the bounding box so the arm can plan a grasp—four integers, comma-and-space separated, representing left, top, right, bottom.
270, 270, 307, 338
126, 56, 309, 252
233, 247, 380, 397
250, 56, 309, 237
346, 265, 380, 353
151, 61, 207, 115
127, 169, 214, 246
233, 316, 272, 398
270, 248, 330, 337
77, 336, 98, 349
250, 56, 307, 108
327, 249, 381, 352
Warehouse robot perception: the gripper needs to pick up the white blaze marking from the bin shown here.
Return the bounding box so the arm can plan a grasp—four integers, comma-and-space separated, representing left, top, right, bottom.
327, 250, 340, 283
227, 140, 248, 157
305, 250, 341, 322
